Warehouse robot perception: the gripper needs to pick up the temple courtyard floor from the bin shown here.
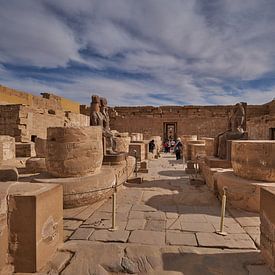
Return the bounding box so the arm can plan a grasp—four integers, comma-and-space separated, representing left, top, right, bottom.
51, 154, 272, 274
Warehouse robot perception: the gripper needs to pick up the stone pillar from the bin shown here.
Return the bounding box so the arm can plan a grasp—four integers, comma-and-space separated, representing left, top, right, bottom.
46, 126, 103, 177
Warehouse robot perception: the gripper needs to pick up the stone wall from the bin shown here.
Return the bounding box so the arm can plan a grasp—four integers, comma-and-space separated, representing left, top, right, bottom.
0, 104, 89, 142
109, 101, 275, 140
0, 85, 80, 113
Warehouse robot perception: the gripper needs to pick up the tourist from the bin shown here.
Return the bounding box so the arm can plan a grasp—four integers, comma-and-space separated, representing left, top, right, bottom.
149, 139, 155, 153
174, 138, 183, 160
163, 140, 169, 153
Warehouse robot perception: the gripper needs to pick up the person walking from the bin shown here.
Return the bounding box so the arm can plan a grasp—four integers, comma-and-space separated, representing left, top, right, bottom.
174, 138, 183, 160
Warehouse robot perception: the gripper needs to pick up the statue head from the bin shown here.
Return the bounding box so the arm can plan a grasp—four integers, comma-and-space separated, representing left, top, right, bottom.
91, 95, 100, 104
100, 97, 108, 107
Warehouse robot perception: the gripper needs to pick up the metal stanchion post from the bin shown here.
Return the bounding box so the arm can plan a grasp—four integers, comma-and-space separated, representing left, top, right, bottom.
134, 150, 138, 177
109, 177, 118, 231
216, 186, 228, 236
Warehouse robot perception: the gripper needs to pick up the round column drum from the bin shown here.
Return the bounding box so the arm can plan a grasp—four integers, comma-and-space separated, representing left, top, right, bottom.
46, 126, 103, 177
231, 140, 275, 182
114, 135, 131, 153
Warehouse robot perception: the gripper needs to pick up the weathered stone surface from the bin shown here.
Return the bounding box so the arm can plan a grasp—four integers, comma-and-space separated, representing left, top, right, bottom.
126, 219, 146, 230
69, 228, 94, 240
0, 166, 18, 182
129, 143, 146, 161
63, 220, 82, 231
260, 187, 275, 271
46, 126, 103, 177
35, 137, 47, 158
231, 140, 275, 182
181, 222, 215, 233
89, 230, 130, 243
204, 156, 232, 168
15, 142, 35, 157
196, 232, 256, 249
113, 134, 130, 153
128, 230, 165, 245
145, 220, 166, 231
7, 182, 63, 273
0, 136, 15, 163
34, 167, 115, 208
166, 231, 197, 246
204, 138, 214, 156
25, 157, 46, 173
216, 171, 275, 212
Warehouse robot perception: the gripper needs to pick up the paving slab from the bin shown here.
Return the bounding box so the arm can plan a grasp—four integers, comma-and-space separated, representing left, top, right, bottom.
63, 220, 82, 231
145, 220, 166, 231
181, 221, 215, 233
126, 219, 146, 230
167, 219, 181, 230
132, 204, 157, 212
166, 231, 197, 246
128, 230, 165, 245
69, 228, 95, 240
196, 232, 257, 249
89, 230, 130, 243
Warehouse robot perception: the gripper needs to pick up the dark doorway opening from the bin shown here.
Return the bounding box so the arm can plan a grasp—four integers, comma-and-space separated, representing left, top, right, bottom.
163, 122, 177, 141
31, 135, 37, 142
269, 128, 275, 140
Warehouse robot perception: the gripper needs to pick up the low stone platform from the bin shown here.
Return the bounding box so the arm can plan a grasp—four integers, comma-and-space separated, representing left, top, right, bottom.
204, 156, 232, 169
34, 167, 116, 209
215, 171, 275, 212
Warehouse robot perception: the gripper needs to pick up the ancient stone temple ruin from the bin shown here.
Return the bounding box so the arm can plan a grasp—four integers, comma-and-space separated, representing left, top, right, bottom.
1, 84, 275, 274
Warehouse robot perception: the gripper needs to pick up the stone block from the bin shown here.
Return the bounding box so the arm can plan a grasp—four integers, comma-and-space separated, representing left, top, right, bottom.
7, 182, 63, 273
231, 140, 275, 182
0, 220, 8, 271
191, 144, 206, 161
204, 138, 214, 156
113, 135, 130, 153
26, 157, 46, 173
166, 231, 197, 246
204, 156, 232, 169
0, 166, 18, 182
129, 143, 146, 161
35, 138, 47, 158
15, 142, 35, 158
216, 171, 275, 212
186, 140, 205, 160
128, 230, 165, 245
0, 136, 15, 163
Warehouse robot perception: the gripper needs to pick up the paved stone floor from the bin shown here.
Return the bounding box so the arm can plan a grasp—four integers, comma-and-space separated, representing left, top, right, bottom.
57, 154, 272, 274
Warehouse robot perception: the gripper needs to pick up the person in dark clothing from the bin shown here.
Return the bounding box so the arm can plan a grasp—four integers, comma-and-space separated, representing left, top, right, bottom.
149, 139, 155, 153
174, 138, 183, 160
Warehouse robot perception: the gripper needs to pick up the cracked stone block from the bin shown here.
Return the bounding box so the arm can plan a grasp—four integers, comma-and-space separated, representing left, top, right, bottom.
128, 230, 165, 245
145, 220, 166, 232
166, 231, 197, 246
70, 228, 95, 240
89, 230, 130, 243
126, 219, 146, 230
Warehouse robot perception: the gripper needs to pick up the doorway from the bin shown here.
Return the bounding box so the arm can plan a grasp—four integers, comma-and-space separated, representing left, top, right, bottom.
269, 128, 275, 140
163, 122, 177, 141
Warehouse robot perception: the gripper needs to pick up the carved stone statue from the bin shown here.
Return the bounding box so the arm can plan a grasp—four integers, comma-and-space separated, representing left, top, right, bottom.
90, 95, 117, 154
214, 103, 246, 159
90, 95, 104, 127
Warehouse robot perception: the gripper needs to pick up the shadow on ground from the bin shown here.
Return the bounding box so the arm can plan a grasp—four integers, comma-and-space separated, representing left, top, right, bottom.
158, 170, 187, 177
125, 178, 219, 215
162, 250, 270, 275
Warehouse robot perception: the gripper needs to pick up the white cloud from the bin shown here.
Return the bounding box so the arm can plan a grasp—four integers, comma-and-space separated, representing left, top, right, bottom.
0, 0, 275, 105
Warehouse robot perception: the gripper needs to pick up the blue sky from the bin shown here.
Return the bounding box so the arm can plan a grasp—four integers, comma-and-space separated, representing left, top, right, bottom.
0, 0, 275, 106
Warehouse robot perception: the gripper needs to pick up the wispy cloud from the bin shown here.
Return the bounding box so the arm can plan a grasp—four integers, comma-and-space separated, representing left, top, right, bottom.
0, 0, 275, 106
